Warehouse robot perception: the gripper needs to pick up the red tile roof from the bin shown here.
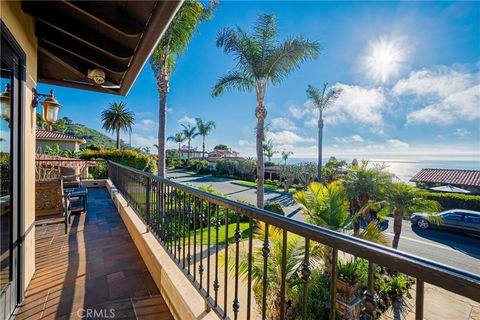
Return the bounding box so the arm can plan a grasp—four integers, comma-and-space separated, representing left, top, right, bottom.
410, 168, 480, 187
36, 130, 86, 143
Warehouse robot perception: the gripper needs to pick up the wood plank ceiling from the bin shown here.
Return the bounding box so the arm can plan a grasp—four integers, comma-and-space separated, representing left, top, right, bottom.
22, 0, 181, 95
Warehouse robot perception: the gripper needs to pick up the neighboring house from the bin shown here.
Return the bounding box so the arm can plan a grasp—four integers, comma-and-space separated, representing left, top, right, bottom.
207, 148, 240, 160
178, 146, 203, 159
36, 129, 86, 152
410, 168, 480, 194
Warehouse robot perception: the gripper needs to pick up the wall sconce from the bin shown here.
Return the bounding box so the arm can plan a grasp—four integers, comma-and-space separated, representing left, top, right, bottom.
0, 83, 11, 126
33, 88, 62, 130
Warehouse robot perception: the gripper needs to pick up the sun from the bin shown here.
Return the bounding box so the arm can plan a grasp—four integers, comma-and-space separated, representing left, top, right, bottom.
362, 36, 409, 83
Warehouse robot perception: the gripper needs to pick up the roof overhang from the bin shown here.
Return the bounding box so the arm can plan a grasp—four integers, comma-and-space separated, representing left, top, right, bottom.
22, 0, 182, 96
37, 137, 87, 144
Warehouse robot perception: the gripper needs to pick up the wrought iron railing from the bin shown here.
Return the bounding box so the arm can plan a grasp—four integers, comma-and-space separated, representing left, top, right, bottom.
108, 161, 480, 320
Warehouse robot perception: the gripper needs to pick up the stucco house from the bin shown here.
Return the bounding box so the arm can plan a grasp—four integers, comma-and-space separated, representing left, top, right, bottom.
36, 129, 86, 152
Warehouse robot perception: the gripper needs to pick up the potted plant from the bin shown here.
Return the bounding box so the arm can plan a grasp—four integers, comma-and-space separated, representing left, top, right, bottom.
336, 259, 361, 303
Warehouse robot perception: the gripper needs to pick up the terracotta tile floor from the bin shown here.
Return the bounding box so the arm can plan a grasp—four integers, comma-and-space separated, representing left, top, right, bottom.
15, 188, 173, 320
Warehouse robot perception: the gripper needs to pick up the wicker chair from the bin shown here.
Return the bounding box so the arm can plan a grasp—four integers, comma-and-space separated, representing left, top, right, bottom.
35, 178, 71, 234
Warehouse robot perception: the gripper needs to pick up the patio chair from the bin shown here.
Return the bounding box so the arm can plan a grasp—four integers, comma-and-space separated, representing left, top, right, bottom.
35, 178, 71, 234
60, 166, 84, 188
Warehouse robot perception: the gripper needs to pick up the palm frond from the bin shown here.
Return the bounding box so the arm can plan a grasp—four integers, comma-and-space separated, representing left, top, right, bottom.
212, 71, 255, 96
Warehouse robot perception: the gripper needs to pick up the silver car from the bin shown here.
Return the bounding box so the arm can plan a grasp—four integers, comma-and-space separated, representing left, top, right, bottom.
410, 209, 480, 236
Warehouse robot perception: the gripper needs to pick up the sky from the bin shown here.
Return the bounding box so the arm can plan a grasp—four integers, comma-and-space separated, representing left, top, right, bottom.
37, 1, 480, 161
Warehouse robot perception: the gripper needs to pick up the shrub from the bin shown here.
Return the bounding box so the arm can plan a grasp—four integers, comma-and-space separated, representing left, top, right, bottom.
194, 160, 209, 173
422, 191, 480, 211
264, 202, 285, 215
89, 161, 108, 179
167, 157, 181, 169
80, 149, 157, 173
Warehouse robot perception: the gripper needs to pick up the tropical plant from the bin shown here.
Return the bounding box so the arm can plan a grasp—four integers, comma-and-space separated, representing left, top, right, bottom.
44, 144, 62, 156
195, 118, 216, 160
294, 182, 389, 272
36, 112, 46, 130
214, 144, 228, 150
306, 83, 342, 182
384, 182, 441, 249
322, 158, 347, 183
263, 139, 278, 162
212, 14, 320, 208
181, 124, 198, 160
167, 132, 185, 160
281, 151, 293, 165
101, 101, 135, 149
62, 150, 80, 158
150, 0, 216, 177
342, 163, 392, 235
224, 222, 323, 319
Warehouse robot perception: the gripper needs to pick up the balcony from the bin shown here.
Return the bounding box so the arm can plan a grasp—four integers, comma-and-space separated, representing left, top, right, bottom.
15, 188, 173, 320
16, 162, 480, 320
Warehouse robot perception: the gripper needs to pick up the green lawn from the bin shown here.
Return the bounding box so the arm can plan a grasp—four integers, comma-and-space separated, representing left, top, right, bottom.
188, 222, 251, 245
233, 180, 296, 194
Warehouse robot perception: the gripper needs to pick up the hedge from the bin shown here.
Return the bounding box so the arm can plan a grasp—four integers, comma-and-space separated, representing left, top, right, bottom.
422, 191, 480, 211
81, 149, 157, 174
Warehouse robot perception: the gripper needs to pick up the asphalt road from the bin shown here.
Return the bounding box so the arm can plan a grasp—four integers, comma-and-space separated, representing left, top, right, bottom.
168, 170, 480, 275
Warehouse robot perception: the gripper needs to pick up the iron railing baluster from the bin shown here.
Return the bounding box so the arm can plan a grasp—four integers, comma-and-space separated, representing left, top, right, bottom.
416, 279, 424, 320
330, 248, 338, 320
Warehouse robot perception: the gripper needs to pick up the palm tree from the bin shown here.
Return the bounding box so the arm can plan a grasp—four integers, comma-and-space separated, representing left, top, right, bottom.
195, 118, 216, 160
281, 151, 293, 165
212, 14, 320, 208
384, 182, 440, 249
150, 0, 216, 177
294, 182, 388, 271
224, 222, 323, 320
167, 132, 186, 160
342, 163, 392, 235
181, 124, 198, 160
263, 139, 278, 162
101, 102, 135, 149
306, 83, 342, 182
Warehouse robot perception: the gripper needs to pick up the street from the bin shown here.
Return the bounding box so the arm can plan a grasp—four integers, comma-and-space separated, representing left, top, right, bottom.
168, 170, 480, 275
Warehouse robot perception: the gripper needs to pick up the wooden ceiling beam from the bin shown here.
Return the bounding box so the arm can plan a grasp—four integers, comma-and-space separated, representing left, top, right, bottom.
61, 0, 144, 38
37, 24, 129, 74
22, 3, 134, 60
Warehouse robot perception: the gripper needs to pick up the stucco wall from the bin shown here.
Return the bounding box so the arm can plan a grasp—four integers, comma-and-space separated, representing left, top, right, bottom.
36, 140, 81, 152
1, 0, 38, 292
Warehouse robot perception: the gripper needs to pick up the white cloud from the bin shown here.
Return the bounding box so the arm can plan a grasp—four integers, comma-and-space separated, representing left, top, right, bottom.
392, 66, 473, 98
238, 139, 255, 147
335, 134, 365, 143
454, 129, 471, 137
392, 65, 480, 125
406, 84, 480, 124
326, 83, 386, 125
141, 119, 158, 127
288, 104, 309, 119
304, 117, 317, 127
128, 133, 157, 150
178, 116, 196, 125
270, 117, 297, 130
266, 130, 315, 144
386, 139, 409, 148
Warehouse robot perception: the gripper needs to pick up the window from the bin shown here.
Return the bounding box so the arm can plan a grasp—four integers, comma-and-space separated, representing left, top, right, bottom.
464, 214, 480, 225
442, 212, 463, 221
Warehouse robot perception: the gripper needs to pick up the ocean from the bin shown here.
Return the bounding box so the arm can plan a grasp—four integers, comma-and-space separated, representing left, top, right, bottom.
271, 156, 480, 183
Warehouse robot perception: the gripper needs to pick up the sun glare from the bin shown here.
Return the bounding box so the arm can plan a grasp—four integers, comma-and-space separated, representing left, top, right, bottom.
362, 36, 409, 83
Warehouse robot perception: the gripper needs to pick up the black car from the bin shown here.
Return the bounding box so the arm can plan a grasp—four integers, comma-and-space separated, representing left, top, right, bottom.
410, 209, 480, 236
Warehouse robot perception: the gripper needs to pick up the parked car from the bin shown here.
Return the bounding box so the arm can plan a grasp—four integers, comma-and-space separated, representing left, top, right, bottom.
410, 209, 480, 236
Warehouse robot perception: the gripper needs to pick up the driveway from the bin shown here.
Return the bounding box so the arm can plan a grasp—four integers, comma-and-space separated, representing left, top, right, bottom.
168, 170, 480, 275
168, 170, 302, 217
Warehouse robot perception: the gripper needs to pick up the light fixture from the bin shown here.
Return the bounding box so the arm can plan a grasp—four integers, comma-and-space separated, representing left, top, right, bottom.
0, 83, 11, 125
33, 88, 62, 130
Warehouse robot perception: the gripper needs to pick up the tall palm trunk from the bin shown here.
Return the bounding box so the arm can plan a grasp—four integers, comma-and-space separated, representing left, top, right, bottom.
187, 139, 191, 160
157, 69, 169, 178
178, 143, 181, 160
202, 135, 206, 160
317, 113, 323, 182
116, 128, 120, 149
256, 104, 266, 209
392, 209, 403, 249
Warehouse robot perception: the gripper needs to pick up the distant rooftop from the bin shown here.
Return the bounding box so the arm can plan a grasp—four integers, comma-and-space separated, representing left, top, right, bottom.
410, 168, 480, 187
36, 129, 86, 143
